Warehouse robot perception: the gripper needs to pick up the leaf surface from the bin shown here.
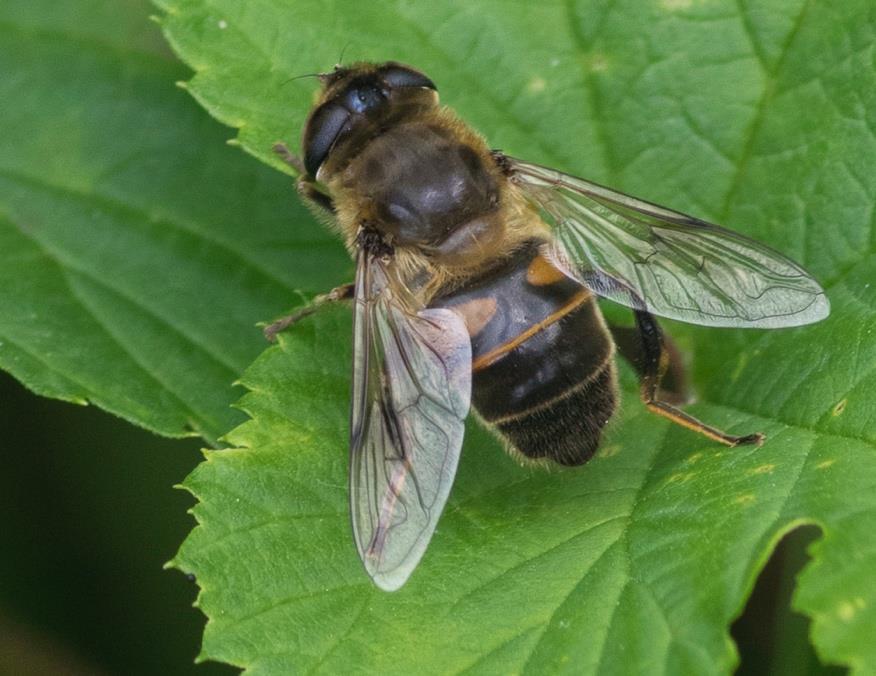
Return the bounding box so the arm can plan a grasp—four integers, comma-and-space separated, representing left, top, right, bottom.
1, 0, 874, 673
0, 0, 348, 440
156, 1, 876, 673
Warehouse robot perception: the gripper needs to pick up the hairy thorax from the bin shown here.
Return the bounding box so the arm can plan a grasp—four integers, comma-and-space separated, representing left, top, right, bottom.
328, 112, 537, 277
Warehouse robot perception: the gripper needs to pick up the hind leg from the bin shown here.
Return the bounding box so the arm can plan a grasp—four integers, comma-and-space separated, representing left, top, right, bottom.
630, 310, 763, 446
609, 320, 690, 406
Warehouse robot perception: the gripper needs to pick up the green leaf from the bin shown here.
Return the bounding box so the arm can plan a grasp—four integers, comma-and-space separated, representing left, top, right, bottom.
157, 0, 876, 673
0, 0, 349, 441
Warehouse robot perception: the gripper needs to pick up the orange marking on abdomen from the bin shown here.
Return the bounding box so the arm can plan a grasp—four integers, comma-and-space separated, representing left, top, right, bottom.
449, 296, 498, 338
526, 255, 567, 286
472, 289, 592, 372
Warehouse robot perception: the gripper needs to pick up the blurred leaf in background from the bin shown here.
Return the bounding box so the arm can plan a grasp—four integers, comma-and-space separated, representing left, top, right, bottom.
0, 372, 234, 675
0, 0, 874, 674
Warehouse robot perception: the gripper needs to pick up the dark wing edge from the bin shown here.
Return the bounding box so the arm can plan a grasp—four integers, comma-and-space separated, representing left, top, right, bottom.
350, 251, 472, 591
508, 157, 830, 328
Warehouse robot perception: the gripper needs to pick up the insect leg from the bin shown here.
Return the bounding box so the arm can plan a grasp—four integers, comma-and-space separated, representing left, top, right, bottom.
633, 310, 764, 446
272, 142, 306, 174
609, 321, 690, 406
263, 283, 354, 342
272, 142, 336, 216
298, 178, 335, 215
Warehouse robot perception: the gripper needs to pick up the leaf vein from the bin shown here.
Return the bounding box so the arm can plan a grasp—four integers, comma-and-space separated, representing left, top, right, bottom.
719, 0, 814, 223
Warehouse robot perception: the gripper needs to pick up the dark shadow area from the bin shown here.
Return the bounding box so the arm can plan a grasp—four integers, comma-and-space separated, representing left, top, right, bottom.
0, 372, 235, 675
732, 526, 846, 676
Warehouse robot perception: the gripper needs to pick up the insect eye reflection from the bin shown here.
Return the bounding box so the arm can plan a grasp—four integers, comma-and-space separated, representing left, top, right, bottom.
344, 81, 386, 113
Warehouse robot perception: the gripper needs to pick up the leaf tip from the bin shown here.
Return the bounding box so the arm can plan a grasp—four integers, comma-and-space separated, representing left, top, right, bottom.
175, 80, 189, 90
155, 1, 178, 15
226, 138, 241, 147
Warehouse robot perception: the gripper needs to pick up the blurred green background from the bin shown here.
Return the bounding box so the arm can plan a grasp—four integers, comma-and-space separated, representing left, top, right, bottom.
0, 372, 232, 675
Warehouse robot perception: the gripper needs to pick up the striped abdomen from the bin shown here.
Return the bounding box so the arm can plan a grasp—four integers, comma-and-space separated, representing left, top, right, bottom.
430, 240, 617, 465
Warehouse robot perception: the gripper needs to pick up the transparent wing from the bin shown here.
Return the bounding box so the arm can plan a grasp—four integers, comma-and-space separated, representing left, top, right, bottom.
350, 250, 472, 591
508, 157, 830, 328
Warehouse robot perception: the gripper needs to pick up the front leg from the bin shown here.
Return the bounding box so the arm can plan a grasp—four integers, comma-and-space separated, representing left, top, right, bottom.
263, 283, 354, 342
273, 142, 336, 216
272, 141, 306, 174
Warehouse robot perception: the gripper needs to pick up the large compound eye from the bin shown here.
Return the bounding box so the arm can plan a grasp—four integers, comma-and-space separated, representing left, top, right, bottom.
302, 101, 350, 176
344, 82, 386, 114
379, 64, 437, 91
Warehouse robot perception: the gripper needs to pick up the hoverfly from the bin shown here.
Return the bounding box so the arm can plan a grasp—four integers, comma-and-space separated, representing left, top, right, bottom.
267, 62, 829, 591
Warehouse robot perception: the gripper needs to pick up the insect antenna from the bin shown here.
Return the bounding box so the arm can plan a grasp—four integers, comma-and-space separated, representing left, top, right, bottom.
279, 72, 324, 88
335, 41, 352, 68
